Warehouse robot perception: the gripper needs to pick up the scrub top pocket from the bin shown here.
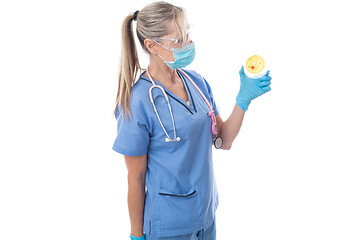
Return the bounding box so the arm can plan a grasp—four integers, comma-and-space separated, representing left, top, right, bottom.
157, 187, 201, 236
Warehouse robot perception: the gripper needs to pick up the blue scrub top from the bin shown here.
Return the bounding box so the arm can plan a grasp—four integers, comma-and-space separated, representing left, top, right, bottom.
112, 68, 220, 238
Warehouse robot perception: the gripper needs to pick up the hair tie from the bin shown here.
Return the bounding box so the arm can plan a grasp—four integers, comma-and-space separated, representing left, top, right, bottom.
132, 10, 139, 21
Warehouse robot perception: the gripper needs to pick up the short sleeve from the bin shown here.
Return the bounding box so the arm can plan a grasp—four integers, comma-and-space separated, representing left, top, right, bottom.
112, 102, 150, 157
202, 78, 220, 116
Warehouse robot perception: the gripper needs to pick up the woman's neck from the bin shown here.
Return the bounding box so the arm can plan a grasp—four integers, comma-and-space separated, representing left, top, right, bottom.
147, 60, 179, 86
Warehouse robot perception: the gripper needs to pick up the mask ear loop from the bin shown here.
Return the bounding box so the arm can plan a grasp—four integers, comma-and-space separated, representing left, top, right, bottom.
156, 52, 175, 64
153, 40, 175, 64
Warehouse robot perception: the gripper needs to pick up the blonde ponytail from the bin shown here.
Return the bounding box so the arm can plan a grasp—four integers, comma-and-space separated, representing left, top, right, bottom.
113, 13, 142, 122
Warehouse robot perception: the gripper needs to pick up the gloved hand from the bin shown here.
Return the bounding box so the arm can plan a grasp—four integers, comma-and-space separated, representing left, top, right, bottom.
129, 233, 146, 240
236, 65, 272, 111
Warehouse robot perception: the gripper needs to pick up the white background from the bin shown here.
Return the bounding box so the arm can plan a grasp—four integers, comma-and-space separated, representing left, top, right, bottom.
1, 0, 359, 239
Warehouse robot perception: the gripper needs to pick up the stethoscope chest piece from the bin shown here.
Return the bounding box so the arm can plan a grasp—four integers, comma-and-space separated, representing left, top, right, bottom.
166, 137, 181, 142
214, 137, 223, 149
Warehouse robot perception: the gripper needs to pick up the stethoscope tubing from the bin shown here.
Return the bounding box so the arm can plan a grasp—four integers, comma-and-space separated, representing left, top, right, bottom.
147, 67, 219, 143
177, 69, 218, 135
149, 84, 179, 142
177, 69, 213, 113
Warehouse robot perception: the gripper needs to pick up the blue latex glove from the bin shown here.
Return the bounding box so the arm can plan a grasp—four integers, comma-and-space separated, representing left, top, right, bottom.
236, 65, 272, 111
129, 233, 146, 240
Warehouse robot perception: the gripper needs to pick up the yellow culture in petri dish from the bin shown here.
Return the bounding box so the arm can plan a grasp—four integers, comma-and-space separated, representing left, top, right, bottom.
246, 55, 265, 74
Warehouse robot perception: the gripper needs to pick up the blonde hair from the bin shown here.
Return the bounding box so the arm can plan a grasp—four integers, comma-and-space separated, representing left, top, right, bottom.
113, 1, 188, 122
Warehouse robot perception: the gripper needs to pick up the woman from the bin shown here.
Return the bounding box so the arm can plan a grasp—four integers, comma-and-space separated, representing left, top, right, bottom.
112, 2, 272, 240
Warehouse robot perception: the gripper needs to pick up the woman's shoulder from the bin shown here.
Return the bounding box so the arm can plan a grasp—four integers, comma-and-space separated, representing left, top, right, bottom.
130, 73, 154, 102
133, 72, 152, 92
114, 74, 153, 120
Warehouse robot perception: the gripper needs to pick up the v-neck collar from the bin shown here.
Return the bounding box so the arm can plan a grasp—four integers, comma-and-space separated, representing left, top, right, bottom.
139, 69, 197, 114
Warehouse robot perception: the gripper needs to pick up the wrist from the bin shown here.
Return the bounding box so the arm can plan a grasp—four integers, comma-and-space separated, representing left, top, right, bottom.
235, 96, 251, 112
130, 233, 145, 240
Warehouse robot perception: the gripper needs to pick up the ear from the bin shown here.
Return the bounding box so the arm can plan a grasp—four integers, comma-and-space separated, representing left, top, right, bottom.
144, 39, 159, 55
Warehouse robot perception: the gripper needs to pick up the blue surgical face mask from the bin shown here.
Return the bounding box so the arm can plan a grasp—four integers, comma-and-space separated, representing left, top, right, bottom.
155, 41, 196, 69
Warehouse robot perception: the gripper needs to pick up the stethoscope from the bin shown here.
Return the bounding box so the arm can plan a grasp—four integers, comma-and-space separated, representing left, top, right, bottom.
147, 67, 223, 149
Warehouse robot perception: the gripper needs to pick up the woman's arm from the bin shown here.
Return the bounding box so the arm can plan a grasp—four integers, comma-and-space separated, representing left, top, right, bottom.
216, 103, 245, 150
124, 154, 148, 238
215, 66, 271, 149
